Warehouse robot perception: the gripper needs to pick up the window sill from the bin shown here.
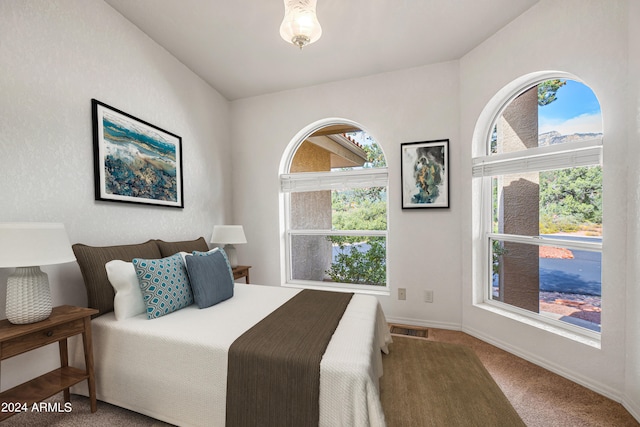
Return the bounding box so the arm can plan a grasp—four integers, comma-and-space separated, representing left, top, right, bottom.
283, 281, 390, 297
475, 301, 601, 349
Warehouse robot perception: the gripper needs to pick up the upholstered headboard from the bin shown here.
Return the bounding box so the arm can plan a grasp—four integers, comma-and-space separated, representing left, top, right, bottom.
73, 237, 209, 317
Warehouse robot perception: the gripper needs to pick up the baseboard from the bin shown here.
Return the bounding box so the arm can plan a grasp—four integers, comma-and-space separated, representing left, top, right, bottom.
622, 395, 640, 424
385, 316, 461, 332
462, 324, 622, 403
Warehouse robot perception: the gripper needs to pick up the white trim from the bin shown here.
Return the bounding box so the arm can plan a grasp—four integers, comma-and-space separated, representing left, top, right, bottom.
278, 118, 378, 175
283, 280, 390, 296
278, 117, 389, 292
463, 323, 620, 403
622, 396, 640, 424
478, 299, 601, 345
471, 70, 585, 158
471, 71, 604, 344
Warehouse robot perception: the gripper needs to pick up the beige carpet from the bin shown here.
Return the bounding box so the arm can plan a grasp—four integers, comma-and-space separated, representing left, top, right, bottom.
427, 329, 639, 427
380, 335, 525, 427
0, 396, 171, 426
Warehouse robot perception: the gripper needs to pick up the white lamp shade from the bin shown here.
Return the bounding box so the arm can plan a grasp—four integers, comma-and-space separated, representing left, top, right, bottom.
211, 225, 247, 245
280, 0, 322, 48
1, 223, 75, 324
0, 223, 76, 268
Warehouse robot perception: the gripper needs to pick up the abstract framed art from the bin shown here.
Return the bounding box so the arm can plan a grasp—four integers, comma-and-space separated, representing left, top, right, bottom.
400, 139, 449, 209
92, 99, 184, 208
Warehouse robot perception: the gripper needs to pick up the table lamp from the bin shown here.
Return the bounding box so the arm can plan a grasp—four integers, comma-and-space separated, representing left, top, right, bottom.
0, 223, 76, 324
211, 225, 246, 268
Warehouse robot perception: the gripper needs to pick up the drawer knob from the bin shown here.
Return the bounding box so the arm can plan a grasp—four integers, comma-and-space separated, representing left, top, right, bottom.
46, 331, 53, 337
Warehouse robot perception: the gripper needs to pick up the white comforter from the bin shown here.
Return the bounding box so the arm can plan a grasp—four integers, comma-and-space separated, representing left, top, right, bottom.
71, 284, 391, 427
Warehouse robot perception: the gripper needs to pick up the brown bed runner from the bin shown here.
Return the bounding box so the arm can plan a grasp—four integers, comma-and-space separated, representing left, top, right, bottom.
226, 289, 353, 427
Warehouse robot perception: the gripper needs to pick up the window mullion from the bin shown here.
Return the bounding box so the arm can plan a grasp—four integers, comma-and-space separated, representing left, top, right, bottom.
488, 232, 602, 252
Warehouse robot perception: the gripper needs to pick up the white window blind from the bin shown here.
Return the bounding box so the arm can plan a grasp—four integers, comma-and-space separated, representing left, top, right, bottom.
472, 138, 602, 177
280, 168, 388, 193
288, 229, 387, 237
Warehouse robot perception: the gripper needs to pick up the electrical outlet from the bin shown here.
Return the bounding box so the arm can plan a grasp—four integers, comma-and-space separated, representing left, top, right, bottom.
424, 290, 434, 303
398, 288, 406, 300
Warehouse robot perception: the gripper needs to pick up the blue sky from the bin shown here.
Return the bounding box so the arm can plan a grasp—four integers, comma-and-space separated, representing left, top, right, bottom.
538, 80, 603, 135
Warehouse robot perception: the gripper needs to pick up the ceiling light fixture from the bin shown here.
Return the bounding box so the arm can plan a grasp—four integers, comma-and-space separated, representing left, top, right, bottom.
280, 0, 322, 50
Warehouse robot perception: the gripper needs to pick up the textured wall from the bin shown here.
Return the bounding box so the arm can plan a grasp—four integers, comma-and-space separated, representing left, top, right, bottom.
497, 88, 540, 312
290, 142, 332, 281
0, 0, 231, 389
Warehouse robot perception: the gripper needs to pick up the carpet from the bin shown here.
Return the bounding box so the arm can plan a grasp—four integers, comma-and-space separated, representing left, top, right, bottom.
380, 335, 525, 427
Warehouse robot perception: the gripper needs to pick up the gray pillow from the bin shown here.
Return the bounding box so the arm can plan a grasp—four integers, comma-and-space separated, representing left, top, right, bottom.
185, 249, 234, 308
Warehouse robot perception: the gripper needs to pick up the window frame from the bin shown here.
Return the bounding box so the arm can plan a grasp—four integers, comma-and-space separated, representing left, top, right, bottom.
472, 74, 603, 343
279, 121, 389, 295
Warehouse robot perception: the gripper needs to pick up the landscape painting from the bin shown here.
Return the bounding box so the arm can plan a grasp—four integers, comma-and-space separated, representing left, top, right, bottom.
401, 139, 449, 209
92, 99, 183, 208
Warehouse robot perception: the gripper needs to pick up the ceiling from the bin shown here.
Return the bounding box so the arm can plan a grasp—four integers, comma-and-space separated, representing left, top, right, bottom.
104, 0, 539, 101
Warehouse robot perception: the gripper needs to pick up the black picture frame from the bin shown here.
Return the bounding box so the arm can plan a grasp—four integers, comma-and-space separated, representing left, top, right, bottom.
92, 99, 184, 208
400, 139, 449, 209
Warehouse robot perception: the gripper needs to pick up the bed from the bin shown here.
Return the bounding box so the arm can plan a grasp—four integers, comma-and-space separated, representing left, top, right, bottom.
68, 237, 391, 427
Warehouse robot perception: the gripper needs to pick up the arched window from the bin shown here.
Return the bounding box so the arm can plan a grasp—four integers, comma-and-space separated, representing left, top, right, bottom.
473, 74, 603, 338
279, 120, 389, 294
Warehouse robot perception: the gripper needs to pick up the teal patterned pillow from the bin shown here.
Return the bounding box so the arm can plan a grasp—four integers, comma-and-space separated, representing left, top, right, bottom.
133, 253, 194, 319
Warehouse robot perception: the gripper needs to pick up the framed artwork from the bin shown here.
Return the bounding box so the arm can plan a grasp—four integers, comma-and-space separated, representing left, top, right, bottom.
401, 139, 449, 209
92, 99, 184, 208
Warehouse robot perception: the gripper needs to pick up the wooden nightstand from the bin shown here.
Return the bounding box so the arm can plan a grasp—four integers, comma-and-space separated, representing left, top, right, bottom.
232, 265, 251, 284
0, 305, 98, 421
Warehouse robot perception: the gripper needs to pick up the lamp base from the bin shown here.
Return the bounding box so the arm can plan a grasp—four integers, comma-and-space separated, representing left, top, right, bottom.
6, 266, 53, 324
223, 244, 239, 268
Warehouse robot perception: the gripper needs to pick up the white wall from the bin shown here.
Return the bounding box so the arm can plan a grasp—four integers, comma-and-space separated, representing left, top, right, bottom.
231, 61, 462, 329
460, 0, 634, 411
625, 0, 640, 420
0, 0, 230, 390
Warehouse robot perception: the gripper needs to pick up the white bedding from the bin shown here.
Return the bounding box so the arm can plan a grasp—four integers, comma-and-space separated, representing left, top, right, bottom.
71, 284, 391, 427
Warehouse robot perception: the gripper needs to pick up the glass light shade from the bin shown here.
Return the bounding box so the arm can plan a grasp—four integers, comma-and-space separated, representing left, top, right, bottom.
280, 0, 322, 49
0, 223, 76, 324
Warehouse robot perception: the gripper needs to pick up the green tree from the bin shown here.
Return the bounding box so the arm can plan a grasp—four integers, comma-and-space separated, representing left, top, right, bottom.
362, 142, 386, 168
539, 166, 602, 233
327, 237, 386, 285
538, 79, 567, 106
332, 191, 387, 231
326, 136, 387, 286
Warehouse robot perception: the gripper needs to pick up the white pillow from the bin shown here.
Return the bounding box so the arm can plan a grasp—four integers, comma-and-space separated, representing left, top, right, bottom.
180, 248, 218, 264
105, 260, 146, 320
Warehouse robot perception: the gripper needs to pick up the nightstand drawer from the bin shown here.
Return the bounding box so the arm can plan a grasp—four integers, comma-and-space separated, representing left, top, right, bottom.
1, 318, 84, 359
0, 305, 99, 421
